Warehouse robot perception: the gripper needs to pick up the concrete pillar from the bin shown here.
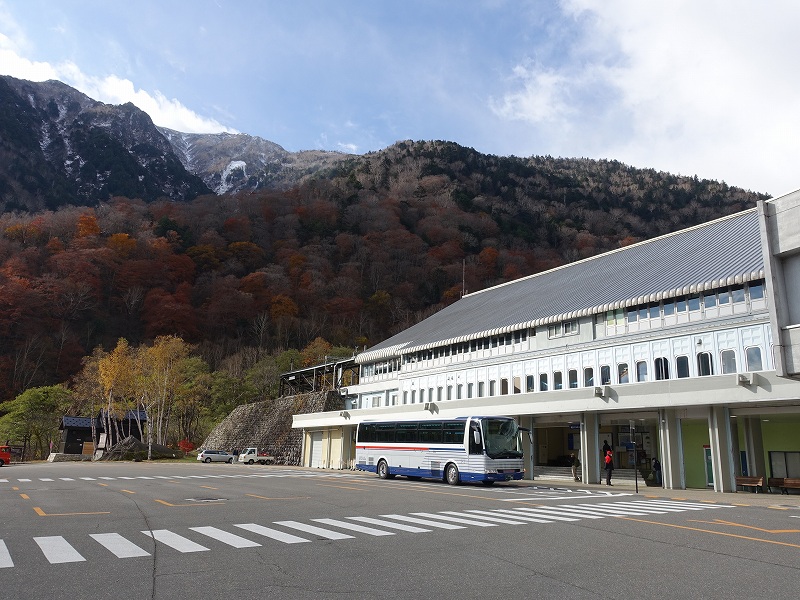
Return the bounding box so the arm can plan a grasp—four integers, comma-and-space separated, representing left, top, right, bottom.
580, 412, 600, 486
742, 417, 766, 478
658, 408, 683, 490
708, 406, 736, 493
523, 415, 536, 480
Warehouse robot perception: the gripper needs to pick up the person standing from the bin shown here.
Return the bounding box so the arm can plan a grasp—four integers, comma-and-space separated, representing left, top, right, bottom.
604, 450, 614, 485
602, 439, 611, 454
571, 452, 581, 482
652, 457, 662, 486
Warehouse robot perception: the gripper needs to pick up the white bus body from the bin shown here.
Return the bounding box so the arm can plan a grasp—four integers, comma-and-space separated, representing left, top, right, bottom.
355, 416, 526, 485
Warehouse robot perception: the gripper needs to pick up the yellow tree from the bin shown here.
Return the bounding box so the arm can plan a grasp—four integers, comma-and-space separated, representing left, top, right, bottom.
138, 335, 193, 456
97, 338, 137, 452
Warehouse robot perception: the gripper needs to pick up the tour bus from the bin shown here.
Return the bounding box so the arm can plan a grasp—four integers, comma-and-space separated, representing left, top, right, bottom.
355, 416, 528, 485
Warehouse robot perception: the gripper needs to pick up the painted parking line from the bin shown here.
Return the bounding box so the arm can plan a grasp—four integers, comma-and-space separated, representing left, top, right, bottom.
90, 533, 151, 558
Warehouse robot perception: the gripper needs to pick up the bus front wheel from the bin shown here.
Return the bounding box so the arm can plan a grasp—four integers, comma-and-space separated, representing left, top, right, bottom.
377, 460, 389, 479
445, 463, 460, 486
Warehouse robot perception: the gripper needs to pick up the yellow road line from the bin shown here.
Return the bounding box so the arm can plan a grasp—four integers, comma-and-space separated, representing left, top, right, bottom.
19, 493, 29, 500
687, 518, 800, 535
33, 507, 110, 516
154, 499, 224, 507
120, 489, 135, 494
200, 485, 218, 490
317, 483, 370, 491
246, 494, 311, 501
620, 517, 800, 549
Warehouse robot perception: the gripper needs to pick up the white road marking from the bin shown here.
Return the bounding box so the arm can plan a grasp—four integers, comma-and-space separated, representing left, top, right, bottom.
273, 521, 354, 540
189, 526, 261, 548
0, 540, 14, 568
90, 533, 151, 558
234, 523, 310, 544
142, 530, 209, 553
34, 536, 86, 564
312, 518, 395, 536
380, 514, 465, 530
346, 516, 431, 533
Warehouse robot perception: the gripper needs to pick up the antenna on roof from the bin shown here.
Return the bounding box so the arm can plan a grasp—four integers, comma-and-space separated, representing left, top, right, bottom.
462, 259, 466, 297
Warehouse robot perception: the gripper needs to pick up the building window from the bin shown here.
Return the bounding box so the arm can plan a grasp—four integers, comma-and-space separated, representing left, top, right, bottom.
446, 386, 453, 401
718, 289, 730, 305
526, 375, 535, 392
553, 371, 563, 390
548, 320, 578, 338
539, 373, 548, 391
403, 391, 408, 404
654, 357, 670, 380
749, 282, 764, 300
513, 377, 521, 393
745, 347, 763, 371
663, 299, 675, 316
568, 369, 578, 389
489, 380, 496, 396
584, 367, 594, 387
731, 285, 745, 303
467, 383, 474, 398
688, 294, 701, 311
618, 363, 629, 384
676, 356, 690, 378
419, 389, 425, 403
636, 361, 648, 382
500, 379, 509, 394
720, 350, 737, 374
697, 352, 714, 376
456, 384, 462, 399
478, 382, 484, 397
703, 291, 716, 308
437, 387, 443, 401
676, 297, 687, 312
600, 365, 611, 385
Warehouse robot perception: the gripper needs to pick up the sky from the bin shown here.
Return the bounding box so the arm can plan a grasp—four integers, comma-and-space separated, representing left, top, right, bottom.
1, 0, 798, 197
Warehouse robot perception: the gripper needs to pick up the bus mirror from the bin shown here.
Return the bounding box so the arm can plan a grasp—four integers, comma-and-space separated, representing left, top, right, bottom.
473, 430, 481, 445
519, 427, 533, 444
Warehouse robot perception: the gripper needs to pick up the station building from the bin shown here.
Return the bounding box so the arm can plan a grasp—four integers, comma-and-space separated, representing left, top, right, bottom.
292, 191, 800, 493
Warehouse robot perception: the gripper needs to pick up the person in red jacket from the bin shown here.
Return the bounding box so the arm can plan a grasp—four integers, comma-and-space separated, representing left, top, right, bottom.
604, 450, 614, 485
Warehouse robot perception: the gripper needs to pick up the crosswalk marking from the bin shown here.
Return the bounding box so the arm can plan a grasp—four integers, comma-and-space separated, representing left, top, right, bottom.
142, 530, 209, 553
0, 540, 14, 568
79, 477, 96, 481
380, 514, 465, 530
18, 478, 31, 482
234, 523, 310, 544
513, 506, 605, 520
34, 536, 86, 564
312, 518, 395, 536
90, 533, 151, 558
273, 521, 355, 540
189, 526, 261, 548
444, 510, 531, 525
59, 478, 74, 481
40, 478, 53, 481
494, 508, 580, 522
410, 512, 497, 527
1, 499, 736, 569
346, 516, 431, 533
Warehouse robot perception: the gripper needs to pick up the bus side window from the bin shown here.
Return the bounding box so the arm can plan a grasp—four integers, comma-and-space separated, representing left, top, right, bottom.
469, 423, 482, 454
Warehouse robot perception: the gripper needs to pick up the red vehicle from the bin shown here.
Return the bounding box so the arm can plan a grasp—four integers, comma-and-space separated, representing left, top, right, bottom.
0, 446, 11, 466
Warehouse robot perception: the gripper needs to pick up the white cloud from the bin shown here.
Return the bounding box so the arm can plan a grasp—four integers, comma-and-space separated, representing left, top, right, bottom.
491, 0, 800, 195
0, 32, 235, 135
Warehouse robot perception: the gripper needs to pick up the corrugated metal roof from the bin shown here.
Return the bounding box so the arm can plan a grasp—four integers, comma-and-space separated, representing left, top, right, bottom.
359, 209, 764, 362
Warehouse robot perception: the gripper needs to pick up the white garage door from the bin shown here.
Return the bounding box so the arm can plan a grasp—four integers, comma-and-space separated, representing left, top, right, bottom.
310, 432, 323, 468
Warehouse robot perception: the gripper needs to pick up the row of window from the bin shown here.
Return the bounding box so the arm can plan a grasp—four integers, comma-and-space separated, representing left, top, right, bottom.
606, 281, 764, 326
357, 421, 466, 444
392, 346, 765, 405
398, 328, 531, 366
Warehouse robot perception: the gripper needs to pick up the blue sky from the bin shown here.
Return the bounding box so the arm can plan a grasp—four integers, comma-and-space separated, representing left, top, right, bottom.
1, 0, 798, 197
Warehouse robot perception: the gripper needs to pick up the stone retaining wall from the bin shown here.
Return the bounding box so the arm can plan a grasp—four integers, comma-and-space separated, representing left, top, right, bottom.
200, 391, 342, 465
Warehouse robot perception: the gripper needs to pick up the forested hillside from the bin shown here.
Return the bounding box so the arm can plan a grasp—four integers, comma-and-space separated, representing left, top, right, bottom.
0, 140, 768, 446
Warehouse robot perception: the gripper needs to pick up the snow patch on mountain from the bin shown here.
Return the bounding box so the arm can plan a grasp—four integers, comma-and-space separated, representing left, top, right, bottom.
218, 160, 247, 194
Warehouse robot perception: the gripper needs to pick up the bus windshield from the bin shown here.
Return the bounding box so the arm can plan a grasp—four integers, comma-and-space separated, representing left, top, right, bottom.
481, 417, 523, 459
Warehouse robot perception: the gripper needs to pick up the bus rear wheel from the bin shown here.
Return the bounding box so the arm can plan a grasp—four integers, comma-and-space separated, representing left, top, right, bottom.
445, 463, 460, 486
377, 460, 389, 479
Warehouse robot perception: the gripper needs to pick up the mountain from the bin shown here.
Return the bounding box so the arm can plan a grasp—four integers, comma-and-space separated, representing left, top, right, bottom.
158, 127, 349, 195
0, 75, 210, 211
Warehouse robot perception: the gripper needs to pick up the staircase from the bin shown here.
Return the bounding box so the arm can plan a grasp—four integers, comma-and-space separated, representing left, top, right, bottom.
532, 465, 641, 484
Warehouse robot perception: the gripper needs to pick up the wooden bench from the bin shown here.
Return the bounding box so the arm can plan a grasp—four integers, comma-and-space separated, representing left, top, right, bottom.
735, 475, 764, 492
768, 477, 800, 494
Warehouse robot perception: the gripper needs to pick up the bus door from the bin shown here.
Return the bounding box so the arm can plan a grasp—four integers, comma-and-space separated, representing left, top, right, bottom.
469, 422, 483, 455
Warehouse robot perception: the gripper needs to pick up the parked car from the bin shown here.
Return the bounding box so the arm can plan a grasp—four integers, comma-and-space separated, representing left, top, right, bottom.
0, 445, 11, 466
196, 449, 233, 463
